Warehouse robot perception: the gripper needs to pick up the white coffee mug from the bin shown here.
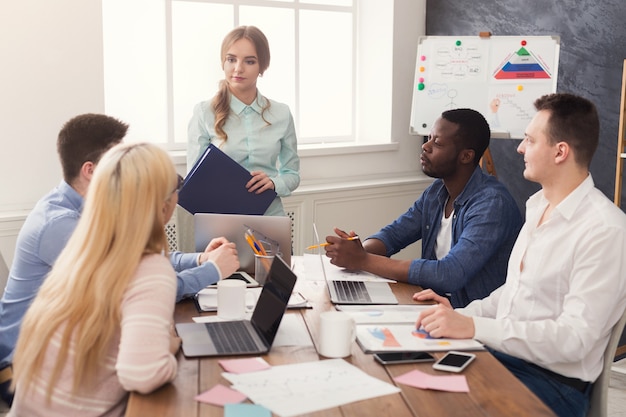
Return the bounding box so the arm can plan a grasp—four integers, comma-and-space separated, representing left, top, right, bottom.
217, 279, 256, 320
318, 311, 356, 358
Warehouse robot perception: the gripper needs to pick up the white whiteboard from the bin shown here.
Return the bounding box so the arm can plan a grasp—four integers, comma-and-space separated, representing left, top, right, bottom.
410, 36, 560, 139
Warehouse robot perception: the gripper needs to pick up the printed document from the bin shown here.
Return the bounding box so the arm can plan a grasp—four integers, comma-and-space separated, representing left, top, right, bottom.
223, 359, 400, 417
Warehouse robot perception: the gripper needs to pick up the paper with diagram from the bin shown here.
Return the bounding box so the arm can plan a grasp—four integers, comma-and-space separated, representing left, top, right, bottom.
356, 324, 484, 353
410, 35, 560, 139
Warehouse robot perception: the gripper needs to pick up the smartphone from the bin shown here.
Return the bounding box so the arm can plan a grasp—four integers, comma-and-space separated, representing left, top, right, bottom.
432, 351, 476, 373
373, 352, 435, 365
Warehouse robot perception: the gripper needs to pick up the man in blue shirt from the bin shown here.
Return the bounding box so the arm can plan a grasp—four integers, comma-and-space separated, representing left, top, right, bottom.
0, 114, 239, 405
325, 108, 522, 308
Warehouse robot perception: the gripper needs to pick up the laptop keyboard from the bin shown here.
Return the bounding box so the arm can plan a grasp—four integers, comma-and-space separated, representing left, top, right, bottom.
205, 321, 259, 354
333, 280, 372, 303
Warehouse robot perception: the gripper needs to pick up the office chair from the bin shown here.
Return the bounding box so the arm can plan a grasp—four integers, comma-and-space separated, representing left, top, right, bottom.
588, 308, 626, 417
0, 252, 8, 294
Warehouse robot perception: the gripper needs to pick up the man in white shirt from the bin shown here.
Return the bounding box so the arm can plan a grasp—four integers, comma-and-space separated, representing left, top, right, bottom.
415, 93, 626, 417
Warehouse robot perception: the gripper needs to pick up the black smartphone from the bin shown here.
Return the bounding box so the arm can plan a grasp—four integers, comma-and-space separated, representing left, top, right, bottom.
373, 352, 435, 365
432, 351, 476, 373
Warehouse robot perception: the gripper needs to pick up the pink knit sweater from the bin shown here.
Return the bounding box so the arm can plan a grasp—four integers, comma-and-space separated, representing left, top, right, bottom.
9, 254, 178, 416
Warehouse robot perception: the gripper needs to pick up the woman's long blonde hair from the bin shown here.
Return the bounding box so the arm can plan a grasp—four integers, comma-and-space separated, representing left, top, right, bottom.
12, 142, 177, 400
212, 25, 272, 141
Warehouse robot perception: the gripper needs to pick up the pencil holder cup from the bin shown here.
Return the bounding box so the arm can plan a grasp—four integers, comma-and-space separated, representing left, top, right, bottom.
254, 252, 275, 285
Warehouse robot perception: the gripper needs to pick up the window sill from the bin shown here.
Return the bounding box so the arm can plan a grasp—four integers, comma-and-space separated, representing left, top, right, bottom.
170, 150, 187, 167
169, 142, 401, 167
297, 142, 399, 157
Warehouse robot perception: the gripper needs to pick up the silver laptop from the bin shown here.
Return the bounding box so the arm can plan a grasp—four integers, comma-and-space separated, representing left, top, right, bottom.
175, 255, 296, 357
313, 224, 398, 305
194, 213, 292, 274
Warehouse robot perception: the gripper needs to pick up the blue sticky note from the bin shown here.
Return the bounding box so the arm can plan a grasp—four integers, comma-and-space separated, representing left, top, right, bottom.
224, 403, 272, 417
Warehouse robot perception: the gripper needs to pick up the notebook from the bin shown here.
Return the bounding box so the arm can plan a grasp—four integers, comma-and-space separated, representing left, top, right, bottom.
175, 255, 297, 357
178, 144, 276, 215
312, 224, 398, 305
193, 287, 310, 312
194, 213, 292, 274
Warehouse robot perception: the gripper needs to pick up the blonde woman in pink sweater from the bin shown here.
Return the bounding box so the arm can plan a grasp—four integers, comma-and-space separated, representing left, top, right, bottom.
9, 142, 181, 416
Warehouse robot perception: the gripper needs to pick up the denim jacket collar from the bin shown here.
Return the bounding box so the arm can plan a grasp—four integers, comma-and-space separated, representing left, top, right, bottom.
434, 166, 485, 210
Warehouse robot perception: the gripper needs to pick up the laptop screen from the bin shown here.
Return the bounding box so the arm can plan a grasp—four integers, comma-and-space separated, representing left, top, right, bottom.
250, 255, 296, 346
312, 223, 329, 282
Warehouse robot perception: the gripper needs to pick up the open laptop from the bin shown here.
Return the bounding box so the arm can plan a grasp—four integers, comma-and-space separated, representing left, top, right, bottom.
313, 224, 398, 305
175, 255, 296, 357
194, 213, 292, 275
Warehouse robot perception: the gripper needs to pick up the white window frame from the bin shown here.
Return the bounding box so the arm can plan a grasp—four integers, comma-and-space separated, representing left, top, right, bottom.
103, 0, 393, 152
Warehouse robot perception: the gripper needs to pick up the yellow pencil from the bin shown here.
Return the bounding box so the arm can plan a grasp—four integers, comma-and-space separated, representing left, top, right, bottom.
246, 229, 267, 256
306, 236, 359, 250
244, 233, 261, 255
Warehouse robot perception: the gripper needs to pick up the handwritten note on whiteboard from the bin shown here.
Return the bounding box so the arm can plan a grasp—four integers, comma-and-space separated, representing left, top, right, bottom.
410, 36, 560, 139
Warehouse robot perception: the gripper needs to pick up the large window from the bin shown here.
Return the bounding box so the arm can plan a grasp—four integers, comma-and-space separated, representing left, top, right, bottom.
103, 0, 393, 150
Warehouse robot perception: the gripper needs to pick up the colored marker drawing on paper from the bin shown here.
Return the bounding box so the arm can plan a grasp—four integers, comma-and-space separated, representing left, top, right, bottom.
492, 46, 552, 80
368, 326, 433, 346
357, 324, 484, 352
367, 327, 402, 347
411, 36, 559, 138
412, 328, 433, 339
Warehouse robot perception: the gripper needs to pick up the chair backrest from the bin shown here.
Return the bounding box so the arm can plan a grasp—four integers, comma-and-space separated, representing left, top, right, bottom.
588, 308, 626, 417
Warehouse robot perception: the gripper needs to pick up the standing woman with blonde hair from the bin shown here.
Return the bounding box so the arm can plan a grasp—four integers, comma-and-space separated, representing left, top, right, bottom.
9, 143, 181, 416
188, 25, 300, 216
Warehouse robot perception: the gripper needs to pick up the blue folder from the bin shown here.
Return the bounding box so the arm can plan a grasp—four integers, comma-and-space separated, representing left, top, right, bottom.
178, 144, 277, 215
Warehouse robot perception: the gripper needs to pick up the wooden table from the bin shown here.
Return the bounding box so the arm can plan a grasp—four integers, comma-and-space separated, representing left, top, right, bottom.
126, 277, 556, 417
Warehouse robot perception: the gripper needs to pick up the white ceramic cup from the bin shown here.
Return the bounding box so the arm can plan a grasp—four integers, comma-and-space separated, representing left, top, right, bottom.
217, 279, 256, 320
318, 311, 356, 358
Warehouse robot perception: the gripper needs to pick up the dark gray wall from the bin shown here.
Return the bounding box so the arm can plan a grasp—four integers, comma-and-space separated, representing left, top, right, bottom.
426, 0, 626, 212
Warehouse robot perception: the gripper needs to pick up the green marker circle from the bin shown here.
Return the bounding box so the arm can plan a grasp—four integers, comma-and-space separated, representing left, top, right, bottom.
456, 40, 461, 46
418, 83, 425, 91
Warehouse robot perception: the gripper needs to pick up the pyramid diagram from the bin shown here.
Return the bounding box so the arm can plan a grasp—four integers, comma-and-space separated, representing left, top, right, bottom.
494, 47, 551, 79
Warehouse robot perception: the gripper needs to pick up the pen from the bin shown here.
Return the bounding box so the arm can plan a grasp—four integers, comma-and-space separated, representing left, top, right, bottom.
306, 236, 359, 250
253, 241, 264, 254
244, 233, 261, 255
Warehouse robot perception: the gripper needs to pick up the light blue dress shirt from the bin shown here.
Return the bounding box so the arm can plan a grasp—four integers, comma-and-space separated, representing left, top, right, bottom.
187, 91, 300, 216
0, 181, 219, 368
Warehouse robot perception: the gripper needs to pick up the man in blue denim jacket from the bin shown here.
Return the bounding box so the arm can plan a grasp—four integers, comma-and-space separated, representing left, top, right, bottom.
325, 108, 522, 308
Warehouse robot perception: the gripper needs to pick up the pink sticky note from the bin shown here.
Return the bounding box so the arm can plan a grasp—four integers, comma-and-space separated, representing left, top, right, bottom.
195, 384, 247, 406
395, 370, 425, 388
219, 357, 271, 374
395, 370, 469, 393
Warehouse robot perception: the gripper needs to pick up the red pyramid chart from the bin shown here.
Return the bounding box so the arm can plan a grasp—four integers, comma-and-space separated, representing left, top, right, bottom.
494, 47, 551, 79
